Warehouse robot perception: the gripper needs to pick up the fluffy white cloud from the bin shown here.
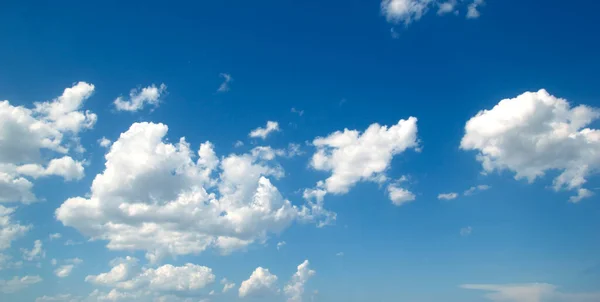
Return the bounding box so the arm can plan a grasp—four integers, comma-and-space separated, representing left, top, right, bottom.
308, 117, 418, 204
249, 121, 280, 140
87, 257, 215, 297
387, 184, 416, 206
57, 122, 318, 260
461, 89, 600, 202
569, 188, 594, 204
114, 84, 167, 112
0, 82, 95, 203
0, 206, 31, 250
284, 260, 316, 302
461, 283, 600, 302
98, 137, 112, 148
239, 267, 279, 298
0, 275, 42, 293
438, 192, 458, 200
221, 278, 236, 293
21, 239, 45, 261
217, 73, 233, 93
382, 0, 485, 24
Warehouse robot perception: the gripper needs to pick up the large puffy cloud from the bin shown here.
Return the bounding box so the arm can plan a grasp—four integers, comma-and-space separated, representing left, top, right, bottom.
86, 257, 215, 299
0, 82, 95, 203
57, 122, 319, 260
461, 283, 600, 302
0, 275, 42, 293
284, 260, 316, 302
114, 84, 167, 112
461, 89, 600, 202
239, 267, 279, 298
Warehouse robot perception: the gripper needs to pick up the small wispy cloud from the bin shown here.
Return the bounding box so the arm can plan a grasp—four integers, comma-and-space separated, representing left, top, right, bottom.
438, 192, 458, 200
464, 185, 490, 196
291, 107, 304, 116
460, 226, 472, 237
217, 73, 233, 93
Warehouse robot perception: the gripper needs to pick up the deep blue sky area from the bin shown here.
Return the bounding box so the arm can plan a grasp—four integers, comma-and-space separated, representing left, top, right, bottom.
0, 1, 599, 301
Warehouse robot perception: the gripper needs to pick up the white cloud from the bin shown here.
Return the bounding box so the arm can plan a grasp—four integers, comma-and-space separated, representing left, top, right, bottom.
114, 83, 167, 112
87, 257, 215, 296
234, 140, 244, 148
239, 267, 279, 298
249, 121, 280, 140
336, 252, 344, 257
387, 184, 416, 206
21, 239, 45, 261
467, 0, 484, 19
0, 206, 31, 250
460, 283, 600, 302
51, 259, 57, 266
460, 226, 473, 236
221, 278, 236, 293
54, 258, 83, 278
0, 82, 95, 203
309, 117, 418, 195
0, 275, 42, 293
57, 122, 319, 260
291, 108, 304, 116
217, 73, 233, 93
569, 188, 594, 203
464, 185, 491, 196
49, 233, 62, 240
277, 241, 286, 250
0, 253, 22, 270
461, 89, 600, 202
437, 0, 457, 15
98, 137, 112, 148
438, 192, 458, 200
284, 260, 316, 302
35, 294, 80, 302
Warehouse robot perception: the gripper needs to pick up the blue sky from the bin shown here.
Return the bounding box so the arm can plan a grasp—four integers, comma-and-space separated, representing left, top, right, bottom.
1, 0, 600, 301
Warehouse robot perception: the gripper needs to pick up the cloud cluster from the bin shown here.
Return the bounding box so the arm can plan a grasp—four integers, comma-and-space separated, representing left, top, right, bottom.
239, 267, 279, 298
381, 0, 485, 25
0, 82, 95, 203
56, 122, 321, 261
461, 283, 600, 302
284, 260, 316, 302
0, 275, 42, 293
461, 89, 600, 202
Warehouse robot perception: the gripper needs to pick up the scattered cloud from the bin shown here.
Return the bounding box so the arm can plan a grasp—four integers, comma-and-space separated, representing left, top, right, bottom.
21, 239, 45, 261
336, 252, 344, 257
0, 82, 95, 203
467, 0, 484, 19
291, 108, 304, 116
460, 226, 473, 236
98, 137, 111, 148
387, 184, 416, 206
277, 241, 286, 250
217, 73, 233, 93
54, 258, 83, 278
0, 275, 42, 293
461, 89, 600, 203
460, 283, 600, 302
569, 188, 594, 204
438, 192, 459, 200
234, 140, 245, 148
221, 278, 236, 293
284, 260, 316, 302
0, 206, 30, 250
114, 83, 167, 112
49, 233, 62, 241
239, 267, 279, 298
35, 294, 80, 302
438, 0, 457, 15
249, 121, 280, 140
464, 185, 491, 196
381, 0, 486, 25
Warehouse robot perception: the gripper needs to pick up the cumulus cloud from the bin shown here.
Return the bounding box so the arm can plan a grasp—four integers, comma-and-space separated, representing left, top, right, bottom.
0, 82, 95, 203
0, 206, 31, 250
387, 184, 416, 206
438, 192, 458, 200
239, 267, 279, 298
98, 137, 111, 148
21, 239, 45, 261
0, 275, 42, 293
461, 283, 600, 302
114, 83, 167, 112
217, 73, 233, 93
57, 122, 321, 261
461, 89, 600, 202
54, 258, 83, 278
284, 260, 316, 302
382, 0, 484, 24
221, 278, 236, 293
249, 121, 280, 140
86, 257, 215, 297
